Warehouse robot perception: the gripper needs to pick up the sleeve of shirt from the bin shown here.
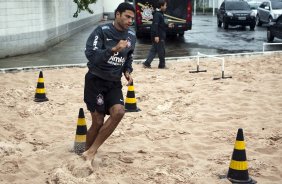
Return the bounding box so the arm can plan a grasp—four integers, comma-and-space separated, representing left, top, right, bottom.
123, 49, 134, 74
151, 13, 160, 37
84, 26, 112, 65
123, 36, 136, 74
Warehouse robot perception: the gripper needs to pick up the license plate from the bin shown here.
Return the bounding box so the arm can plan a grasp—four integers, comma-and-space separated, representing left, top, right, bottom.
238, 17, 246, 20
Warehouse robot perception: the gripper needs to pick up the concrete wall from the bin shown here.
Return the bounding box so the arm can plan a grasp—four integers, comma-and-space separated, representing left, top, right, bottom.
0, 0, 103, 58
103, 0, 124, 19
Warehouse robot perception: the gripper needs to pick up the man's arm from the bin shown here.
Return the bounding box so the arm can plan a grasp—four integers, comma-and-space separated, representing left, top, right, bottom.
123, 31, 136, 76
85, 26, 113, 65
123, 49, 134, 74
124, 49, 134, 85
151, 13, 160, 39
123, 35, 135, 85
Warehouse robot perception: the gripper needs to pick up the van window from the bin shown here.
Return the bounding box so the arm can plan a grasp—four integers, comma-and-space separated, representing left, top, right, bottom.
166, 0, 188, 19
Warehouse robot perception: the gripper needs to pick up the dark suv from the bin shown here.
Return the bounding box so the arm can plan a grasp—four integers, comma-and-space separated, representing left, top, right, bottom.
267, 14, 282, 41
217, 0, 256, 30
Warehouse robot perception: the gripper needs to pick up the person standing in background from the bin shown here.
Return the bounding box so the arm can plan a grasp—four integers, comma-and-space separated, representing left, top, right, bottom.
142, 0, 174, 69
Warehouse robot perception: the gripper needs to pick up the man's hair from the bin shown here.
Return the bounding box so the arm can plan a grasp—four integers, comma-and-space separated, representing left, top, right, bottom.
115, 2, 135, 18
155, 0, 166, 9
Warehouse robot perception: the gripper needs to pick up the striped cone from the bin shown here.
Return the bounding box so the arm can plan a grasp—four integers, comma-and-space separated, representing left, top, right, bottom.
125, 81, 141, 112
74, 108, 87, 155
34, 71, 48, 102
227, 128, 256, 183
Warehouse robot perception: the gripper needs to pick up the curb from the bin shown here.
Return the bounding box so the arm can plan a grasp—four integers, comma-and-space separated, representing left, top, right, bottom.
1, 51, 281, 73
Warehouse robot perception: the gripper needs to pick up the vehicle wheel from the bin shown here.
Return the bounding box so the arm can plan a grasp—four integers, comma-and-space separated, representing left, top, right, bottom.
178, 32, 184, 37
217, 18, 222, 27
267, 29, 274, 42
223, 21, 228, 29
250, 24, 255, 31
256, 15, 262, 26
269, 16, 273, 23
136, 32, 142, 39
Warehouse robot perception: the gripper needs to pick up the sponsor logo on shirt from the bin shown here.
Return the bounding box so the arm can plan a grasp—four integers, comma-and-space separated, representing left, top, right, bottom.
107, 52, 125, 66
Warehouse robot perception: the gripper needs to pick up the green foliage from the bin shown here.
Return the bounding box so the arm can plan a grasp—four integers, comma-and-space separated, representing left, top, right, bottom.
73, 0, 98, 18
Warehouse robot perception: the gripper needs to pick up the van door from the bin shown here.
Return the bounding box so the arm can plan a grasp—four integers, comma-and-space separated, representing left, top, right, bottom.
134, 0, 192, 37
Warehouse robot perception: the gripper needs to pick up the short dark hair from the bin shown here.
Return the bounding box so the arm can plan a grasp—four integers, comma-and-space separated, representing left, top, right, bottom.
115, 2, 135, 18
155, 0, 166, 9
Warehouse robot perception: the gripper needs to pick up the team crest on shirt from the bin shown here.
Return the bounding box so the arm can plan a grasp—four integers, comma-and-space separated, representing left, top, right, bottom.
96, 94, 104, 105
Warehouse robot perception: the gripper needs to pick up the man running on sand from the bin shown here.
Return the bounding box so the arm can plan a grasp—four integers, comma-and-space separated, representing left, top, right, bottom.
82, 2, 136, 160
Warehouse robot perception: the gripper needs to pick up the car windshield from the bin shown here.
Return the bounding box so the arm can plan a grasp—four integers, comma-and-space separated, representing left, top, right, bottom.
226, 2, 251, 10
271, 1, 282, 9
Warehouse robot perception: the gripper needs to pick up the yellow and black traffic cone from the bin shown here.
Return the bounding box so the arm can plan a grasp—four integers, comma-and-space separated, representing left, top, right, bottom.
74, 108, 87, 155
125, 81, 141, 112
34, 71, 48, 102
227, 128, 256, 183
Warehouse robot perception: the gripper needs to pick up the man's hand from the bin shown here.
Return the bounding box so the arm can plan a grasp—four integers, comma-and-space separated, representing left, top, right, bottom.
168, 23, 174, 28
112, 40, 128, 53
124, 71, 133, 86
154, 37, 160, 43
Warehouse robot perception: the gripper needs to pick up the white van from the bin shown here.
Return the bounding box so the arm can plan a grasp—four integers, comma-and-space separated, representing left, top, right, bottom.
133, 0, 192, 38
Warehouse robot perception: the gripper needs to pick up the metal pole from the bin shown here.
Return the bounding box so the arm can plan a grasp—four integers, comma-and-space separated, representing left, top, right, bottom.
213, 0, 215, 16
222, 58, 225, 78
189, 52, 207, 73
203, 0, 205, 14
197, 52, 200, 71
194, 0, 196, 15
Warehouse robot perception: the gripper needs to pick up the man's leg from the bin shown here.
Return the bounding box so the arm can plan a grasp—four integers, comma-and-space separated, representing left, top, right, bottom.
85, 111, 104, 151
157, 40, 166, 68
84, 72, 106, 151
82, 104, 125, 160
143, 43, 157, 67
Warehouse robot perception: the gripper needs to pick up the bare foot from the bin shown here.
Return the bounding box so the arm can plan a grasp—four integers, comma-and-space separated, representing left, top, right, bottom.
82, 150, 96, 160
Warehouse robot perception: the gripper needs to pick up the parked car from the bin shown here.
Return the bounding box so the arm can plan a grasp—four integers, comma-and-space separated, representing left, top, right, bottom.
266, 14, 282, 41
248, 1, 261, 16
256, 0, 282, 26
217, 0, 256, 30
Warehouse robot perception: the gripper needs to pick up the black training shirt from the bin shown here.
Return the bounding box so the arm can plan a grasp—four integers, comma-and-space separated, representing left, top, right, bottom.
151, 10, 166, 40
85, 23, 136, 81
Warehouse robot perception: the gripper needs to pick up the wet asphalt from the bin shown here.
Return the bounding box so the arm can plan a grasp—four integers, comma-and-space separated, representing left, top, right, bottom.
0, 15, 281, 69
138, 14, 282, 58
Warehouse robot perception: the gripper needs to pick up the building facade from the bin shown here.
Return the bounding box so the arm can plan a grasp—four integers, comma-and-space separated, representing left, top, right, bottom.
0, 0, 104, 58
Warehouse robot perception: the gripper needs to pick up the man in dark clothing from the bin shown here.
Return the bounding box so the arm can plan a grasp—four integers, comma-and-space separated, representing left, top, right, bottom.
143, 0, 173, 69
82, 2, 136, 160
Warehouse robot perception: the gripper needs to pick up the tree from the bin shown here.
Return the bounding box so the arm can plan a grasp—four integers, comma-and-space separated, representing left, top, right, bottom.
73, 0, 98, 18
